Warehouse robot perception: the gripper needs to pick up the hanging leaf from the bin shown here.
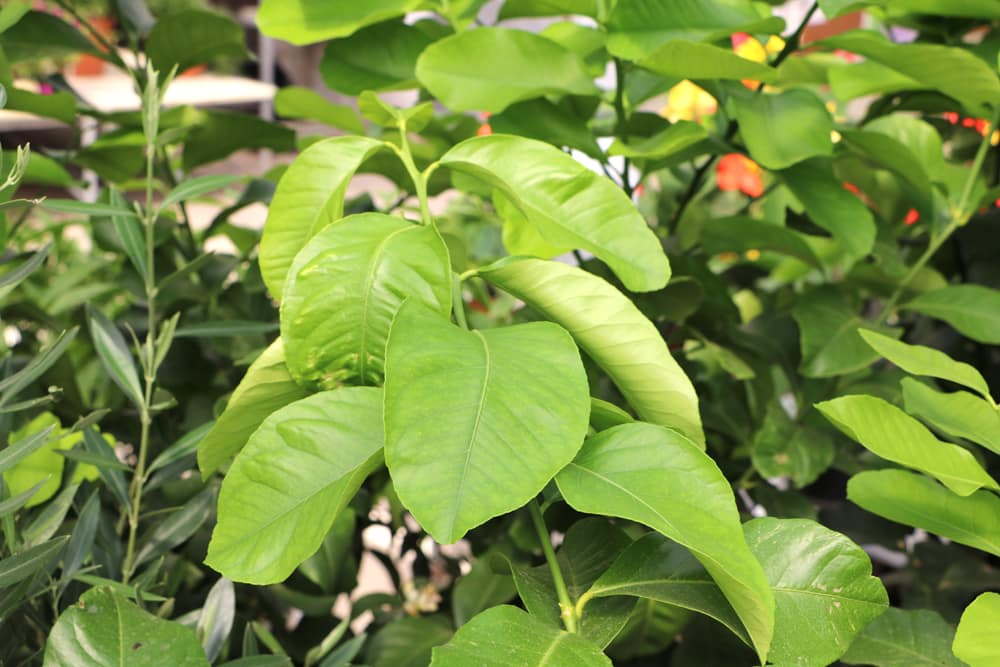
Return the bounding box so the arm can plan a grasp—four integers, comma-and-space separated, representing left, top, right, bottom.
383, 301, 590, 543
901, 379, 1000, 456
320, 21, 431, 95
902, 285, 1000, 345
256, 0, 424, 45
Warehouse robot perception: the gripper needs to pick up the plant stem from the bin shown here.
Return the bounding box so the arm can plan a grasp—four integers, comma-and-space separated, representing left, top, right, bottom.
875, 110, 999, 325
451, 274, 469, 330
528, 501, 578, 633
393, 127, 434, 225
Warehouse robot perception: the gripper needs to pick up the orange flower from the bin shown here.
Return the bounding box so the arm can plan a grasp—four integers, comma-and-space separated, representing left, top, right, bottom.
476, 123, 492, 136
904, 208, 919, 225
717, 154, 764, 197
661, 80, 717, 122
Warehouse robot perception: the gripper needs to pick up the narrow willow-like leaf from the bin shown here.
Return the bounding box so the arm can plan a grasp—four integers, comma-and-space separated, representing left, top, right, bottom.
848, 470, 1000, 556
902, 379, 1000, 455
87, 305, 143, 408
441, 137, 670, 292
842, 607, 964, 667
0, 425, 55, 475
384, 301, 589, 543
43, 587, 208, 666
159, 174, 240, 211
859, 330, 993, 400
555, 422, 774, 664
953, 593, 1000, 667
135, 487, 215, 566
902, 284, 1000, 345
431, 606, 611, 666
817, 395, 998, 496
206, 388, 383, 583
0, 327, 78, 402
479, 257, 703, 445
281, 213, 452, 389
0, 536, 68, 586
259, 136, 388, 298
197, 577, 235, 663
197, 339, 309, 475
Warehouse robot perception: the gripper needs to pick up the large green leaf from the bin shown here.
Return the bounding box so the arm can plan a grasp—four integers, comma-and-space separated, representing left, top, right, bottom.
320, 21, 431, 95
847, 470, 1000, 557
863, 114, 945, 184
384, 301, 589, 543
818, 395, 998, 496
415, 28, 598, 113
841, 607, 964, 667
779, 159, 877, 262
638, 39, 776, 82
490, 98, 604, 159
608, 120, 708, 161
206, 388, 383, 584
605, 0, 772, 60
859, 330, 993, 400
902, 285, 1000, 345
256, 0, 422, 45
259, 136, 388, 298
431, 606, 611, 666
902, 379, 1000, 456
555, 422, 775, 664
0, 10, 100, 62
953, 593, 1000, 667
701, 217, 824, 269
281, 213, 452, 389
273, 86, 364, 134
146, 9, 247, 73
508, 518, 636, 648
733, 90, 834, 170
197, 339, 310, 475
182, 110, 295, 172
479, 257, 703, 445
43, 587, 208, 666
819, 30, 1000, 116
793, 287, 899, 378
442, 136, 669, 292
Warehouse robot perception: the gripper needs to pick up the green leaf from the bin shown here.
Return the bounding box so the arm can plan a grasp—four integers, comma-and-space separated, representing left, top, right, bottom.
842, 607, 964, 667
902, 379, 1000, 456
819, 30, 1000, 116
734, 90, 834, 170
491, 98, 604, 159
0, 536, 67, 586
183, 110, 295, 171
751, 403, 834, 488
415, 27, 598, 113
589, 398, 634, 432
298, 508, 355, 594
4, 88, 76, 125
828, 60, 926, 102
452, 559, 517, 628
0, 480, 45, 518
605, 0, 772, 60
431, 606, 611, 666
858, 330, 992, 400
109, 188, 148, 282
259, 136, 388, 298
443, 136, 669, 291
357, 92, 433, 131
902, 285, 1000, 345
0, 328, 77, 402
840, 130, 933, 194
365, 615, 452, 667
848, 470, 1000, 557
863, 114, 945, 184
793, 286, 899, 378
779, 159, 877, 262
43, 587, 209, 666
282, 213, 452, 389
2, 414, 61, 506
701, 217, 824, 269
639, 39, 776, 82
160, 174, 241, 212
207, 388, 383, 584
196, 577, 235, 663
0, 10, 100, 61
256, 0, 422, 45
0, 1, 30, 34
953, 593, 1000, 667
146, 9, 248, 73
608, 120, 708, 161
41, 199, 140, 218
273, 86, 364, 134
135, 487, 215, 566
384, 301, 589, 543
87, 305, 144, 408
499, 0, 599, 19
197, 339, 310, 475
320, 21, 431, 95
819, 394, 998, 495
173, 321, 278, 339
555, 422, 775, 664
61, 491, 100, 584
479, 257, 702, 444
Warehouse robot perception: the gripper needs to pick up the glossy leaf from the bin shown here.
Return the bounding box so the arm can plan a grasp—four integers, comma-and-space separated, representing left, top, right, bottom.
847, 470, 1000, 557
273, 86, 364, 134
281, 213, 452, 389
182, 110, 295, 171
442, 136, 669, 291
43, 587, 209, 666
431, 606, 611, 666
320, 21, 431, 95
259, 136, 388, 298
953, 592, 1000, 667
197, 339, 310, 475
197, 577, 235, 663
818, 394, 998, 495
384, 301, 589, 543
639, 39, 776, 81
491, 98, 604, 159
498, 0, 599, 19
87, 305, 143, 408
109, 189, 148, 281
608, 120, 708, 161
0, 536, 68, 587
701, 217, 823, 269
555, 422, 775, 664
479, 257, 703, 445
859, 330, 992, 400
734, 90, 834, 170
751, 403, 834, 488
841, 607, 964, 667
780, 159, 876, 262
256, 0, 422, 45
207, 388, 383, 583
415, 28, 598, 113
903, 285, 1000, 345
902, 379, 1000, 455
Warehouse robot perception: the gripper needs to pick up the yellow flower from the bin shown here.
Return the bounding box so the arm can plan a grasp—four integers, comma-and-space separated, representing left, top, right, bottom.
661, 80, 717, 122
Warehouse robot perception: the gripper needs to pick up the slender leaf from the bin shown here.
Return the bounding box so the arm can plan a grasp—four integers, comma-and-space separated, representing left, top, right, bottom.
0, 535, 68, 586
197, 577, 235, 663
903, 285, 1000, 345
173, 320, 279, 339
0, 328, 78, 401
160, 174, 240, 211
902, 379, 1000, 455
135, 488, 215, 566
87, 305, 143, 408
